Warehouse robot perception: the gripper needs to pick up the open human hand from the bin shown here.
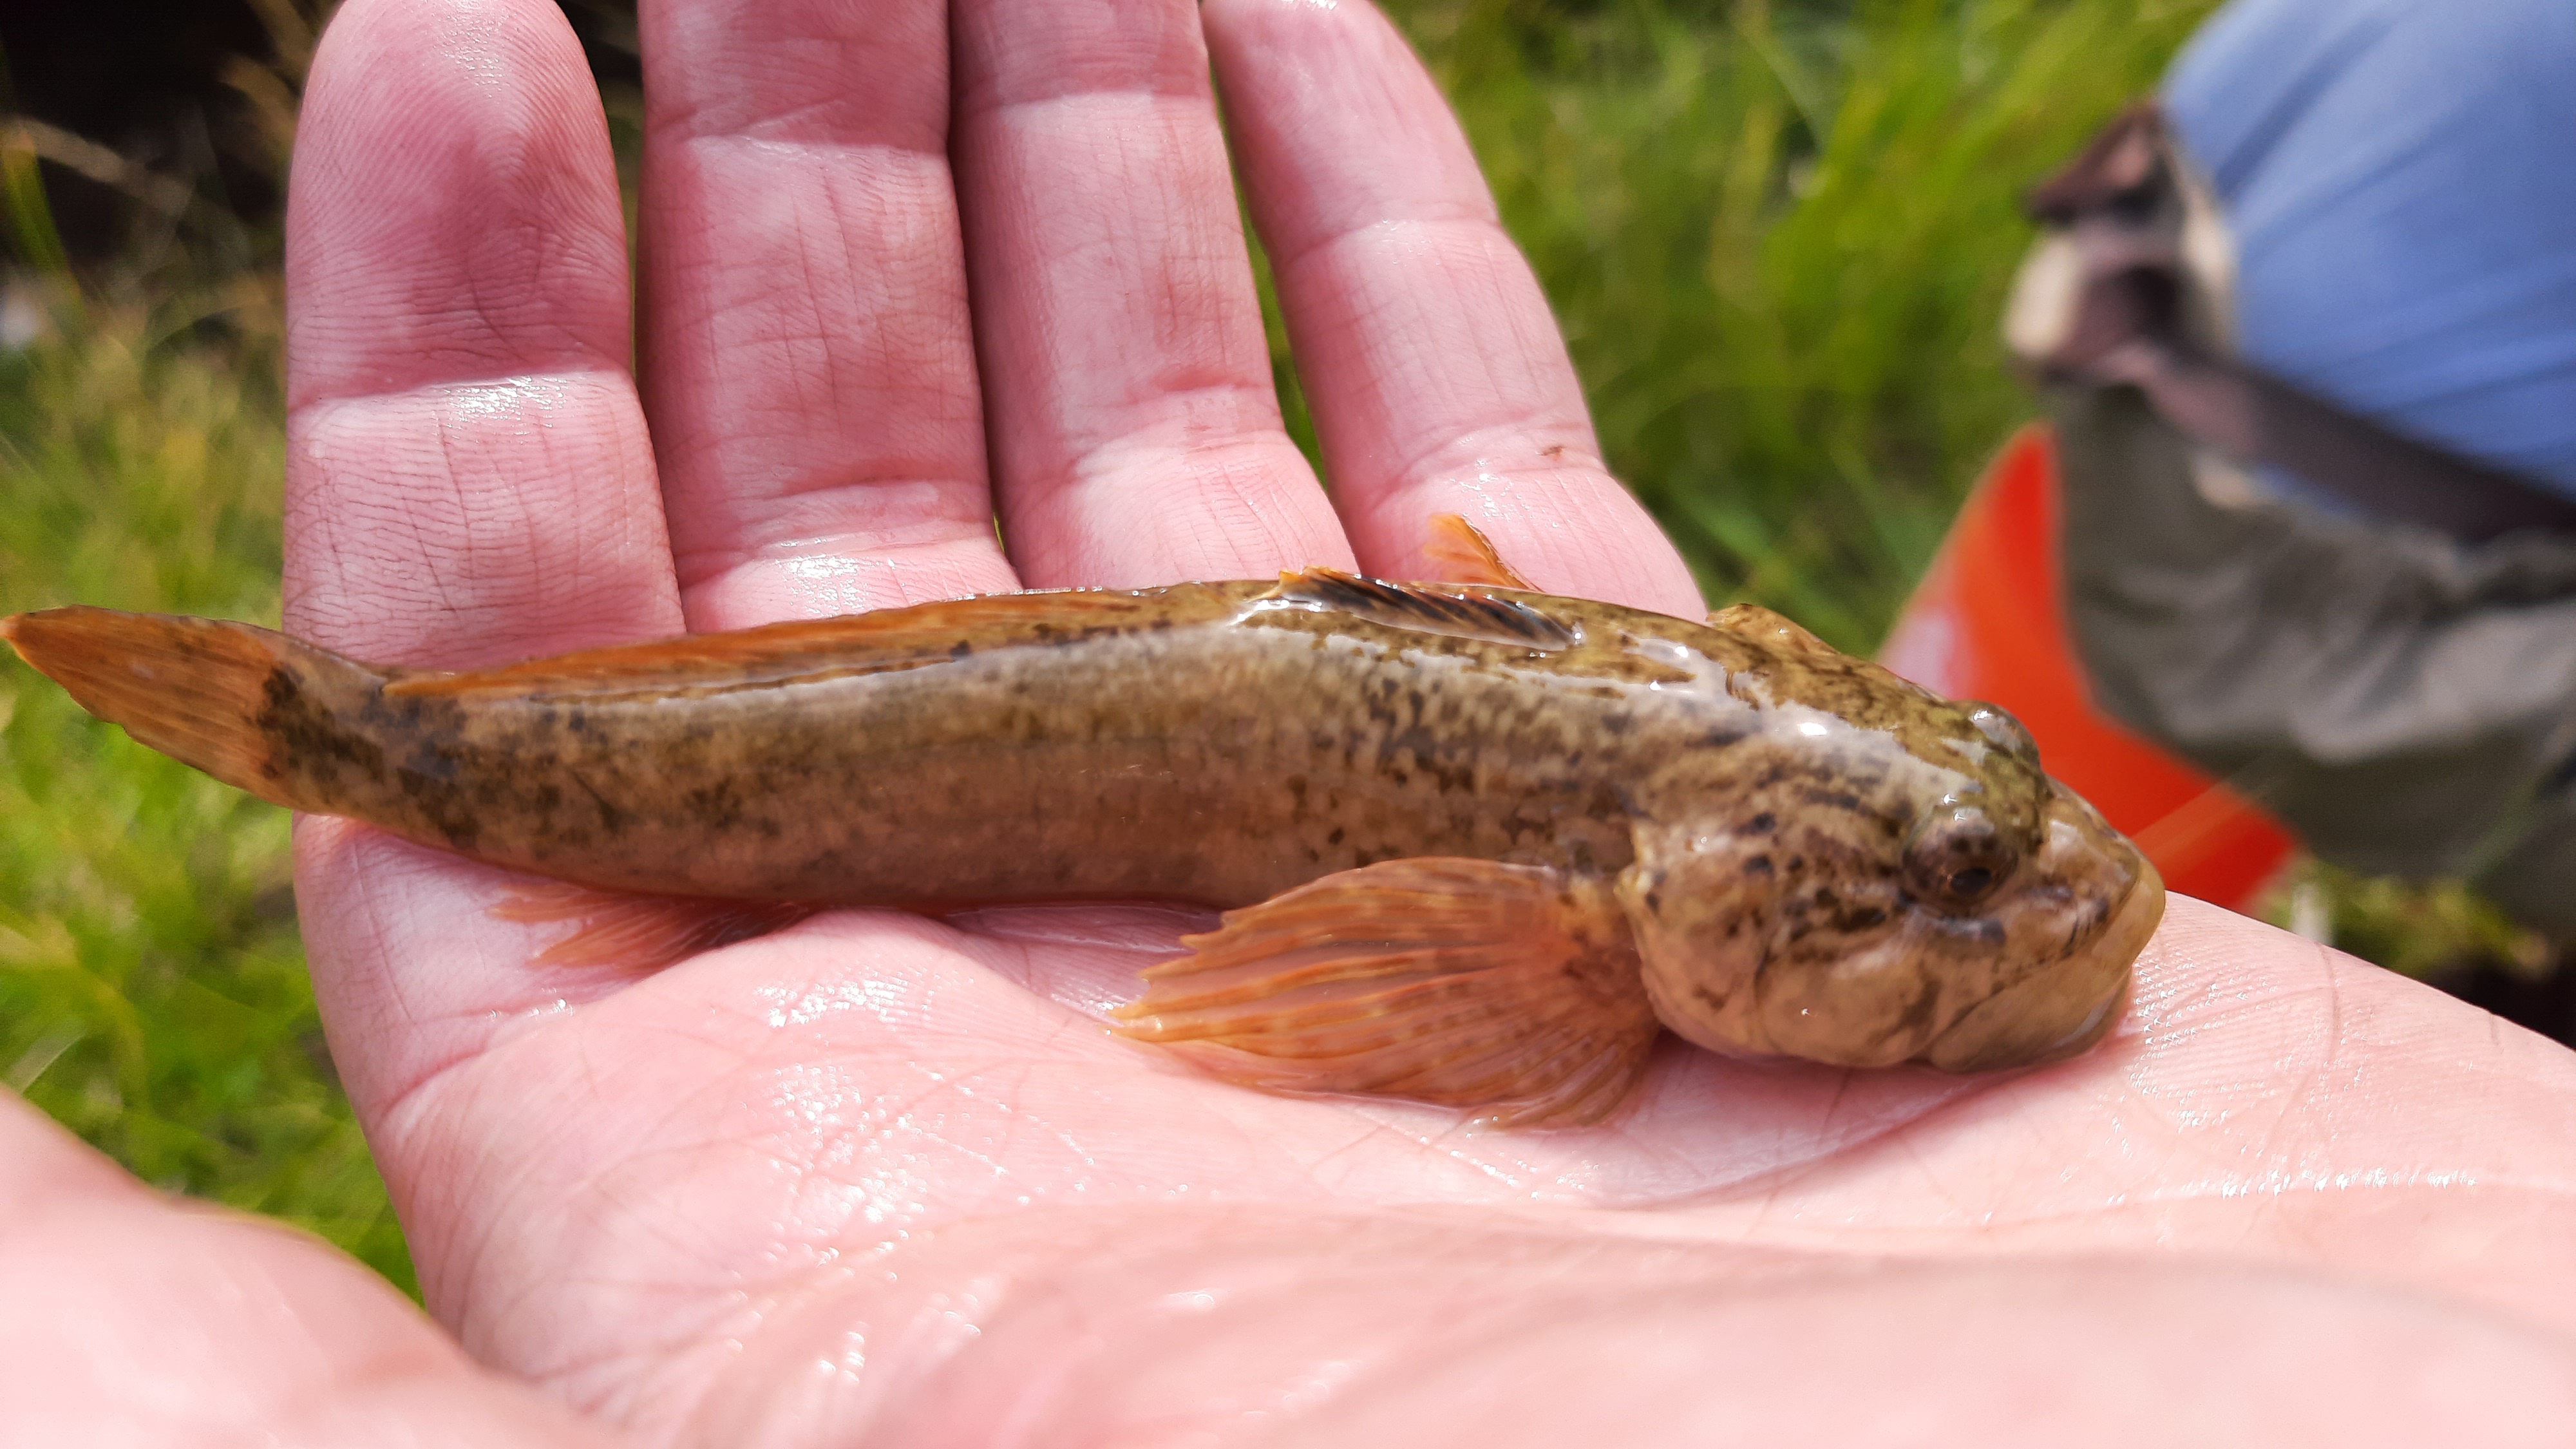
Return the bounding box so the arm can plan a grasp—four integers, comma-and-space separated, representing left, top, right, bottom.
8, 0, 2576, 1443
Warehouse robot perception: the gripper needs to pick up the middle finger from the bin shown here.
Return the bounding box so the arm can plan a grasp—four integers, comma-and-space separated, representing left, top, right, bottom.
639, 0, 1011, 630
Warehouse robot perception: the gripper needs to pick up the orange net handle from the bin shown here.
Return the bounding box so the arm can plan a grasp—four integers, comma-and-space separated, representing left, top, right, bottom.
1877, 425, 2296, 911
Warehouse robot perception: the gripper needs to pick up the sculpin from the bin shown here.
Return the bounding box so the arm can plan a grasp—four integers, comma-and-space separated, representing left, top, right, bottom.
2, 520, 2161, 1125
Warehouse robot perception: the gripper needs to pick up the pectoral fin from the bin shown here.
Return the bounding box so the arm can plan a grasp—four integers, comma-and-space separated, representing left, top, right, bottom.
1112, 858, 1660, 1127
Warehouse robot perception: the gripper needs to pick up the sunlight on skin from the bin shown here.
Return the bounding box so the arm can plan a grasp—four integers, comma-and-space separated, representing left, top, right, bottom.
0, 1101, 620, 1448
6, 0, 2576, 1443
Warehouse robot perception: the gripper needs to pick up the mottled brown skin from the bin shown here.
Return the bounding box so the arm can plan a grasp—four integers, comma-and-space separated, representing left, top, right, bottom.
235, 577, 1654, 903
4, 571, 2158, 1077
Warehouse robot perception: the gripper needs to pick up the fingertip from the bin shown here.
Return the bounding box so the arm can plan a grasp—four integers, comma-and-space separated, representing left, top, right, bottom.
1205, 0, 1497, 236
284, 0, 679, 664
290, 0, 631, 412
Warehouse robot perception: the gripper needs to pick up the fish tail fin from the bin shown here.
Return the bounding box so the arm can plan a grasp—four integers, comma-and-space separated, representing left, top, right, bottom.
2, 605, 316, 808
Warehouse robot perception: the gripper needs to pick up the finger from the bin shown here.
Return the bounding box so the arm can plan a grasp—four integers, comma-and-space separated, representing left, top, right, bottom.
0, 1095, 614, 1446
638, 0, 1014, 629
951, 0, 1355, 587
1205, 0, 1703, 616
283, 0, 677, 1121
285, 0, 680, 664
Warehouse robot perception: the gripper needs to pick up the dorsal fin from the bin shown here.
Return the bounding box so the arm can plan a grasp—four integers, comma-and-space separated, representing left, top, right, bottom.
1258, 569, 1579, 652
385, 588, 1182, 703
1707, 602, 1835, 658
1421, 513, 1539, 590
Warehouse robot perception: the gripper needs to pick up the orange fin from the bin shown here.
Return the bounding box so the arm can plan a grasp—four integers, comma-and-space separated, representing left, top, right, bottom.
1264, 570, 1578, 652
1708, 602, 1835, 657
3, 606, 311, 807
1112, 857, 1659, 1128
491, 883, 820, 971
1421, 513, 1539, 590
388, 589, 1174, 704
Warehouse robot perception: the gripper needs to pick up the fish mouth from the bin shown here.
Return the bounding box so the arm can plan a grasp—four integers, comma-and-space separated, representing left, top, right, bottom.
1921, 847, 2166, 1074
2038, 856, 2163, 1057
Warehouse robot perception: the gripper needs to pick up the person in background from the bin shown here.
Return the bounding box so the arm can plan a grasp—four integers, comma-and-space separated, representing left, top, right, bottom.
2009, 0, 2576, 959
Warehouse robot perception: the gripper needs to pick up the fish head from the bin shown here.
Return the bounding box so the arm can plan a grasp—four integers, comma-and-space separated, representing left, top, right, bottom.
1615, 692, 2163, 1072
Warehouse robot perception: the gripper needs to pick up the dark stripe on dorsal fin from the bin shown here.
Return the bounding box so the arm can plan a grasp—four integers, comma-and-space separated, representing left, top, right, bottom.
1258, 568, 1579, 652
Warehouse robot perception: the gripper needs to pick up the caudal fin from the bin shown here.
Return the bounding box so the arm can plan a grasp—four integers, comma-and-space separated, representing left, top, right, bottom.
3, 606, 305, 808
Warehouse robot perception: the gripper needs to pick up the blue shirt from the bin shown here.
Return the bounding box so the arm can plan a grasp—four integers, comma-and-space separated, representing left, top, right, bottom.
2165, 0, 2576, 502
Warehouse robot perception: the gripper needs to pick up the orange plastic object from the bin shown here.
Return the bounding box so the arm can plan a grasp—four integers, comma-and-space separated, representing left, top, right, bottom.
1877, 424, 2297, 911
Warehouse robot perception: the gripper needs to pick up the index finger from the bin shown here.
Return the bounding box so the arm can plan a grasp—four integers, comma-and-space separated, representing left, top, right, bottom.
280, 0, 686, 1126
284, 0, 679, 665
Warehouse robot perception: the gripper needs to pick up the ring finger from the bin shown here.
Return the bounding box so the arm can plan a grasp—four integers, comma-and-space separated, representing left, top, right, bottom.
951, 0, 1356, 588
639, 0, 1012, 629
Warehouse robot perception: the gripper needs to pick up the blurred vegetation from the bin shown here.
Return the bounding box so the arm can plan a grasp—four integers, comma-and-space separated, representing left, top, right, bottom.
2271, 858, 2553, 982
1376, 0, 2211, 647
0, 0, 412, 1289
0, 0, 2549, 1300
0, 276, 412, 1289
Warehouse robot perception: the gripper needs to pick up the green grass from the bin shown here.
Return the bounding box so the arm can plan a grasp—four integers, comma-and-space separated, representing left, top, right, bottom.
0, 274, 412, 1289
1372, 0, 2213, 646
5, 0, 2510, 1291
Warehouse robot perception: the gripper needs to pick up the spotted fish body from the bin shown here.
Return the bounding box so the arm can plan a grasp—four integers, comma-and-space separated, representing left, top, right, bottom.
3, 553, 2161, 1125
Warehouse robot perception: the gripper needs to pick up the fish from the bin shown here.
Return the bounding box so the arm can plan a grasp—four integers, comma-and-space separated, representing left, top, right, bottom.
1, 516, 2161, 1126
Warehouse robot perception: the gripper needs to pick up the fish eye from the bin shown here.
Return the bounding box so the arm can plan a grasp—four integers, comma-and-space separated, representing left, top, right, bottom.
1904, 802, 2018, 907
1962, 703, 2041, 768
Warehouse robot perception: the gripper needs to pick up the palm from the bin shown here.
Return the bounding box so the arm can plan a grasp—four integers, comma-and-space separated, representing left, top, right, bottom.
14, 0, 2576, 1441
301, 878, 2576, 1437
